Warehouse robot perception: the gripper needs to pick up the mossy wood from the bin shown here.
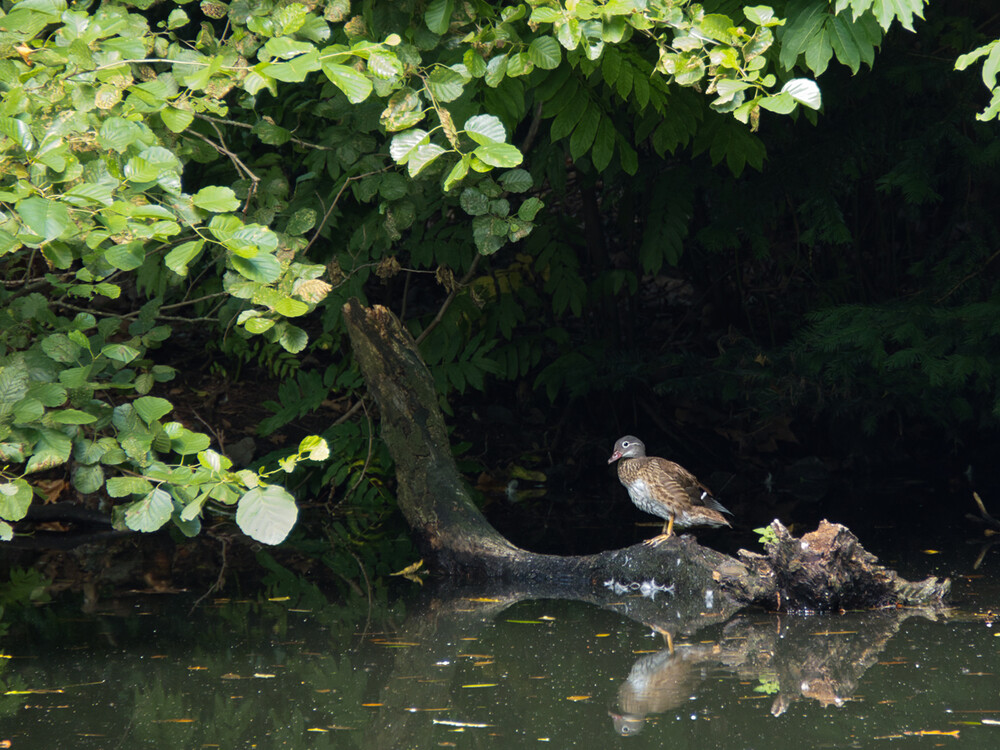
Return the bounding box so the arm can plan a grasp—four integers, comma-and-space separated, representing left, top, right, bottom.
342, 300, 949, 612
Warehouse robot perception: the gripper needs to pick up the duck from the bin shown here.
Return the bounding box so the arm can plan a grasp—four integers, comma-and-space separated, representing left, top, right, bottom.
608, 435, 731, 545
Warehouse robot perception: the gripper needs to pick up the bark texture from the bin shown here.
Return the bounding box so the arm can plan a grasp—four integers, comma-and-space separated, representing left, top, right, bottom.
342, 300, 949, 612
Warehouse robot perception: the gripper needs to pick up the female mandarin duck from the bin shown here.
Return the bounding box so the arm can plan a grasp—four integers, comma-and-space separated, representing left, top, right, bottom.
608, 435, 731, 545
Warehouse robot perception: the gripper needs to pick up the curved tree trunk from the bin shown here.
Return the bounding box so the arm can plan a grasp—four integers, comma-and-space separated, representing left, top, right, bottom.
342, 300, 949, 613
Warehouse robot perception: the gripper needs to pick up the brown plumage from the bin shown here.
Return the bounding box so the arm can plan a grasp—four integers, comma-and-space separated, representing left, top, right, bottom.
608, 435, 731, 545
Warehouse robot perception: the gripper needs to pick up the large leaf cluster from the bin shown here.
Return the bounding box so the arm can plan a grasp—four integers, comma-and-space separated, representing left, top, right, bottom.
0, 0, 931, 549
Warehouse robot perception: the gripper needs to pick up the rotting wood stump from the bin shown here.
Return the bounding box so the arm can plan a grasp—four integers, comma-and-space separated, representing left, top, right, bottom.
342, 300, 949, 613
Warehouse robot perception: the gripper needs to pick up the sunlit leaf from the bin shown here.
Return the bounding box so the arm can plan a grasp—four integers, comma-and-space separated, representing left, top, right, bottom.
124, 487, 173, 532
236, 485, 298, 544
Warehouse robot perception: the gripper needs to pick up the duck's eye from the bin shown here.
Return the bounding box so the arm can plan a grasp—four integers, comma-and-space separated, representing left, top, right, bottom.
622, 441, 630, 447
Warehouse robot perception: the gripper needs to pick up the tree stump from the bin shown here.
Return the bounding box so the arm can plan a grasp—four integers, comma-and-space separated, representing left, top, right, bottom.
342, 300, 949, 612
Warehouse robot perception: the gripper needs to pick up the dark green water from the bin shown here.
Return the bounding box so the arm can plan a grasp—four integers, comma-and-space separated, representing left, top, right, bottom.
0, 561, 997, 749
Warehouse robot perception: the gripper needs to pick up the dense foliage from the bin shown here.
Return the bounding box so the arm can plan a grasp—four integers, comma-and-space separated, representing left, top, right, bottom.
3, 0, 998, 576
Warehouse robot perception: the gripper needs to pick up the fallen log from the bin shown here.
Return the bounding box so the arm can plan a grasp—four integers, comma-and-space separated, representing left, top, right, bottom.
342, 300, 949, 612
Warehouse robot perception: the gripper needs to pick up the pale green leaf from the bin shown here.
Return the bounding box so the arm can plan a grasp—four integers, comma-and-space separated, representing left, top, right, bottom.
192, 186, 241, 212
124, 487, 173, 532
473, 142, 523, 168
0, 479, 33, 521
17, 197, 70, 242
236, 485, 298, 544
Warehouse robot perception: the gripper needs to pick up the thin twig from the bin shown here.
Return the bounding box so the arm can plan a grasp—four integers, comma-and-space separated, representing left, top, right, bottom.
193, 112, 335, 151
190, 536, 229, 613
936, 247, 1000, 303
186, 129, 259, 211
415, 254, 481, 345
348, 400, 375, 495
304, 168, 391, 254
47, 299, 219, 324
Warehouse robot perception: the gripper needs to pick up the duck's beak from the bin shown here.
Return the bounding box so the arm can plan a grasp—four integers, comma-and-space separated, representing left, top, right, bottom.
608, 450, 622, 464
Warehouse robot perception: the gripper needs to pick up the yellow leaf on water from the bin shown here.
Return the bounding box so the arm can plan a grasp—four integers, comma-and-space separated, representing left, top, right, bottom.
391, 560, 424, 576
565, 696, 590, 701
462, 683, 499, 688
922, 549, 941, 555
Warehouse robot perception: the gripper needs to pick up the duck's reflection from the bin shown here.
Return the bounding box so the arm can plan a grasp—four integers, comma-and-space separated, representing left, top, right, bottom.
606, 608, 934, 734
610, 633, 725, 736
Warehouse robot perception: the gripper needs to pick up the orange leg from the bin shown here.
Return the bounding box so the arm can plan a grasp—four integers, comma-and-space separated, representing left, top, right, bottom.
642, 515, 676, 547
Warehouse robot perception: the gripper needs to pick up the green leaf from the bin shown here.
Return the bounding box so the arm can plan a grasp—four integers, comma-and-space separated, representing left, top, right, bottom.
758, 91, 797, 114
107, 476, 154, 497
105, 242, 144, 271
0, 521, 11, 541
98, 117, 142, 153
243, 315, 276, 334
28, 382, 67, 408
198, 448, 232, 472
17, 197, 70, 242
427, 67, 465, 102
425, 0, 454, 35
236, 485, 299, 544
272, 297, 310, 317
528, 37, 562, 70
464, 114, 507, 144
278, 324, 308, 353
744, 5, 777, 25
518, 197, 544, 221
298, 435, 330, 461
460, 188, 489, 216
389, 128, 430, 165
231, 253, 282, 283
25, 428, 72, 473
0, 117, 35, 150
473, 142, 523, 168
264, 49, 321, 82
124, 487, 173, 532
0, 479, 32, 522
133, 396, 173, 424
192, 186, 241, 212
321, 60, 374, 103
408, 143, 447, 176
484, 54, 508, 88
591, 117, 615, 171
167, 8, 188, 28
443, 156, 470, 191
253, 120, 292, 145
569, 104, 600, 159
72, 464, 104, 494
164, 422, 211, 455
50, 409, 98, 425
782, 78, 822, 109
41, 333, 83, 364
164, 240, 204, 276
101, 343, 141, 364
13, 397, 43, 424
160, 106, 194, 133
172, 505, 202, 537
498, 169, 533, 192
